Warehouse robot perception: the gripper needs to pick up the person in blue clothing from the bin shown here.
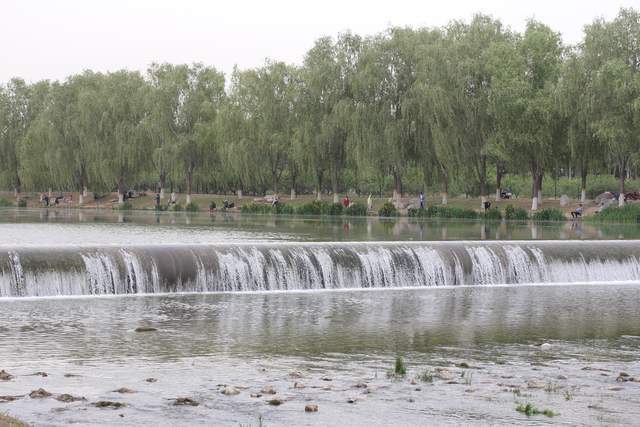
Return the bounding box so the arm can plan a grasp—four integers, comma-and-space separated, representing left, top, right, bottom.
419, 191, 425, 209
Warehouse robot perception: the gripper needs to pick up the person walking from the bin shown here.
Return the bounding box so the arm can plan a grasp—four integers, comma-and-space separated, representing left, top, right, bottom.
419, 192, 425, 209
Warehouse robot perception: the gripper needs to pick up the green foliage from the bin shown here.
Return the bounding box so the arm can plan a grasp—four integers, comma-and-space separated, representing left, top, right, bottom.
394, 355, 407, 376
0, 198, 13, 207
516, 403, 557, 417
116, 202, 134, 211
154, 204, 167, 211
185, 202, 199, 212
296, 200, 327, 216
170, 203, 183, 212
240, 203, 272, 214
531, 208, 565, 221
16, 199, 27, 208
480, 208, 502, 221
504, 205, 529, 221
589, 204, 640, 223
408, 207, 428, 218
378, 202, 398, 218
323, 202, 344, 216
432, 206, 478, 219
274, 203, 295, 215
345, 202, 368, 217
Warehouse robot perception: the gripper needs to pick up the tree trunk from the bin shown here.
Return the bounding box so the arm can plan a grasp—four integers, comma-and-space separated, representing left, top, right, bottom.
580, 165, 587, 203
159, 172, 166, 199
117, 176, 125, 204
315, 169, 323, 201
619, 159, 626, 207
237, 189, 243, 199
441, 169, 449, 205
186, 163, 194, 206
530, 162, 540, 211
536, 172, 543, 205
495, 161, 504, 202
392, 170, 402, 202
331, 169, 339, 204
478, 155, 487, 209
272, 171, 279, 196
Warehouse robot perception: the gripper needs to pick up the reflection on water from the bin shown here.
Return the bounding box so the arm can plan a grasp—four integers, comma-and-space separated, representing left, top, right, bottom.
0, 208, 637, 243
1, 285, 639, 360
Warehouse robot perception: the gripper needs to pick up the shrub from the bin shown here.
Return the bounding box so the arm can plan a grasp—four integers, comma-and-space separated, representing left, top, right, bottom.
428, 206, 477, 219
378, 202, 398, 217
408, 207, 429, 218
480, 207, 502, 221
345, 202, 367, 216
322, 202, 344, 216
504, 205, 529, 221
170, 203, 183, 212
589, 204, 640, 223
240, 203, 271, 214
296, 200, 327, 216
275, 203, 295, 215
17, 199, 27, 208
185, 202, 199, 212
531, 208, 565, 221
115, 202, 133, 211
0, 198, 12, 207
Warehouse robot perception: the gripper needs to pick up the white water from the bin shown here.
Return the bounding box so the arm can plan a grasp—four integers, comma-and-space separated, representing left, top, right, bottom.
2, 241, 640, 297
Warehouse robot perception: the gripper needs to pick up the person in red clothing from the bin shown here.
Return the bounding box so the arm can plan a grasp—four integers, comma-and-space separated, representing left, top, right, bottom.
342, 196, 350, 208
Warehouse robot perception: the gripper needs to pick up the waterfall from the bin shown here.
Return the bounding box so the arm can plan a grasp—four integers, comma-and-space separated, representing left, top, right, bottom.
1, 241, 640, 297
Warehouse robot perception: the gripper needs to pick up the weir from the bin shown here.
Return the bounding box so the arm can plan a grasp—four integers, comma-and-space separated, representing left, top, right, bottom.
1, 241, 639, 297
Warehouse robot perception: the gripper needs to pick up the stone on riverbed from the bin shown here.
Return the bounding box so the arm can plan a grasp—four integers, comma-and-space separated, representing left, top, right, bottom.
305, 404, 318, 412
29, 388, 52, 398
112, 388, 136, 394
134, 326, 157, 332
94, 401, 126, 408
145, 378, 157, 383
260, 385, 276, 395
0, 370, 14, 381
55, 393, 86, 403
174, 397, 199, 406
222, 385, 240, 395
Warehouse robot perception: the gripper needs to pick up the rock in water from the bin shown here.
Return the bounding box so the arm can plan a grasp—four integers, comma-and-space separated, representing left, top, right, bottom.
134, 326, 157, 332
174, 397, 199, 406
0, 370, 13, 381
29, 388, 52, 398
221, 385, 240, 396
305, 404, 318, 412
94, 401, 126, 408
540, 343, 552, 351
268, 398, 283, 406
55, 393, 86, 402
260, 385, 276, 395
293, 382, 305, 389
145, 378, 158, 383
112, 387, 136, 394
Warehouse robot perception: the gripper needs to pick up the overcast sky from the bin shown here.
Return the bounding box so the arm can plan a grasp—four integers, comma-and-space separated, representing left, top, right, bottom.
2, 0, 639, 83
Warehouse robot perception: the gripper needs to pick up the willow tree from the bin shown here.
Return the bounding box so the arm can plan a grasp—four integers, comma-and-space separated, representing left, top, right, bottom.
95, 71, 150, 203
584, 8, 640, 205
559, 50, 602, 202
147, 64, 225, 204
438, 15, 510, 208
300, 33, 361, 202
229, 61, 299, 195
490, 20, 563, 210
354, 28, 429, 201
0, 79, 50, 197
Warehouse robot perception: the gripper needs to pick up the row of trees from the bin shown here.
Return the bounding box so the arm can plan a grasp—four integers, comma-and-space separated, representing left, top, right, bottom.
1, 9, 639, 208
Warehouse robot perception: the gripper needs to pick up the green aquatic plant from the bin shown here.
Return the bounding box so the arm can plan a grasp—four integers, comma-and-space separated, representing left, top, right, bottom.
185, 202, 199, 212
0, 198, 13, 207
504, 205, 529, 220
394, 355, 407, 376
516, 403, 557, 417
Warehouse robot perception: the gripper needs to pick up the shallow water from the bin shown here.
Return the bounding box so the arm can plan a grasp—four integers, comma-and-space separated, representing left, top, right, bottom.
1, 208, 640, 243
1, 286, 640, 426
1, 210, 640, 425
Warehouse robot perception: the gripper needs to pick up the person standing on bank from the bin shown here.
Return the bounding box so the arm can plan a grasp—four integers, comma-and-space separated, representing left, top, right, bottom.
419, 192, 425, 209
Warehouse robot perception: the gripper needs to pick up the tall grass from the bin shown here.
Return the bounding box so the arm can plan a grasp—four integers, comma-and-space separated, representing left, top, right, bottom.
588, 204, 640, 223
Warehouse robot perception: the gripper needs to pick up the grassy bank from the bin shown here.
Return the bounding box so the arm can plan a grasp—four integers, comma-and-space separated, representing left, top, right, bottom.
0, 191, 600, 221
0, 413, 28, 427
